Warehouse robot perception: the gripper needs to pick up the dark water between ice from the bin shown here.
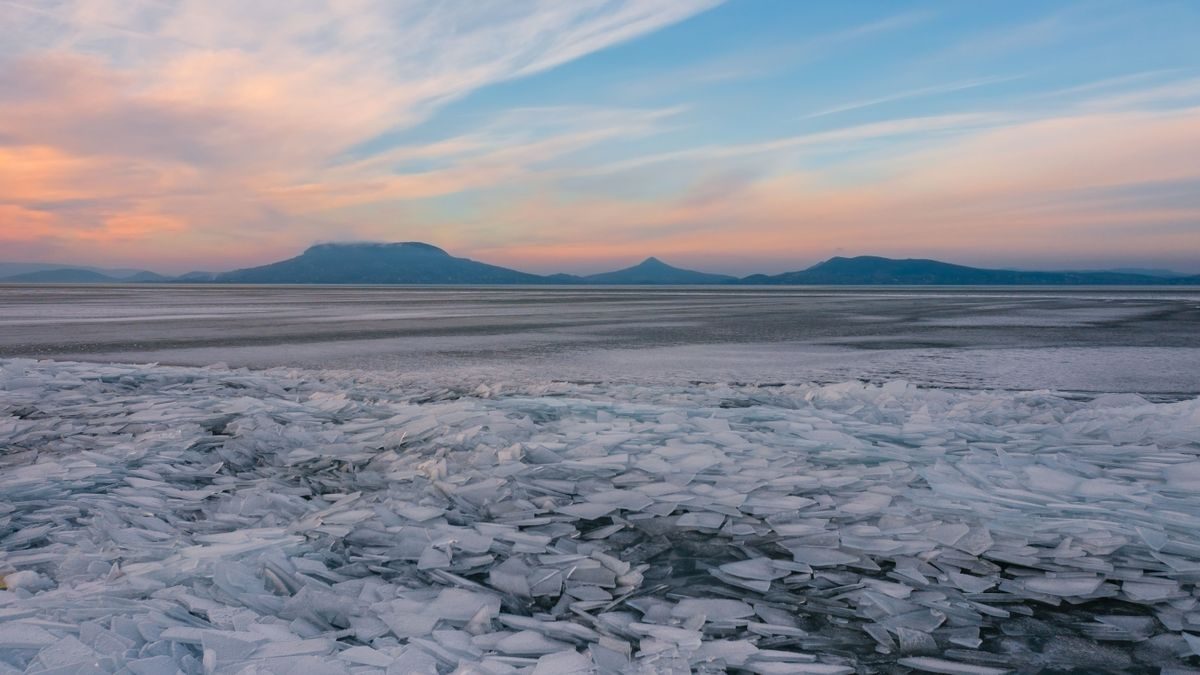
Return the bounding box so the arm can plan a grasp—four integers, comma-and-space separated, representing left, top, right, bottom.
2, 284, 1199, 395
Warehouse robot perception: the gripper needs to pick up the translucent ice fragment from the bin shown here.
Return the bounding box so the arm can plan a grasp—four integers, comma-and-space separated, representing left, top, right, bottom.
1021, 575, 1103, 597
428, 588, 502, 623
556, 503, 618, 520
692, 639, 758, 667
532, 649, 593, 674
495, 630, 572, 656
672, 598, 755, 621
676, 511, 726, 529
896, 656, 1010, 674
840, 492, 891, 515
784, 545, 858, 567
720, 558, 788, 581
340, 646, 394, 667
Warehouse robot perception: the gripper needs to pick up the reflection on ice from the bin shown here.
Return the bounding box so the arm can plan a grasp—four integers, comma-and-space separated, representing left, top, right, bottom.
2, 359, 1200, 673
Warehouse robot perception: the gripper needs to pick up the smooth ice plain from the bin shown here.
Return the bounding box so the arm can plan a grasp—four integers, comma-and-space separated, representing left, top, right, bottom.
2, 285, 1200, 674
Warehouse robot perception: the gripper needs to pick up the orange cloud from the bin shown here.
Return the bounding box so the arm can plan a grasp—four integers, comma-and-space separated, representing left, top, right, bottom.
0, 2, 719, 269
0, 204, 60, 241
458, 107, 1200, 272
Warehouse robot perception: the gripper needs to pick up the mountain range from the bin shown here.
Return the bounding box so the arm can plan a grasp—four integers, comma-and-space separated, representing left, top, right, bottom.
2, 243, 1197, 285
0, 261, 167, 281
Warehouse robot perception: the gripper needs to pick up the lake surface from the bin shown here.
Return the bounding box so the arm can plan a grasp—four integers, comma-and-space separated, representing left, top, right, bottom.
5, 286, 1200, 672
2, 284, 1199, 395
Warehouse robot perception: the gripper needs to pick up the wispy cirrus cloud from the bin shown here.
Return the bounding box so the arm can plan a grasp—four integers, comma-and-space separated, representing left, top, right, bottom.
265, 105, 684, 212
0, 0, 721, 268
460, 100, 1200, 274
618, 9, 933, 97
799, 75, 1024, 120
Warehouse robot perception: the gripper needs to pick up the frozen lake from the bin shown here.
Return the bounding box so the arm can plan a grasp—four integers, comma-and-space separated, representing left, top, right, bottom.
3, 359, 1200, 673
4, 284, 1200, 672
1, 284, 1199, 396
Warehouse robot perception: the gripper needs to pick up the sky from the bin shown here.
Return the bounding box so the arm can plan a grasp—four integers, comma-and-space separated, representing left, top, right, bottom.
1, 0, 1199, 275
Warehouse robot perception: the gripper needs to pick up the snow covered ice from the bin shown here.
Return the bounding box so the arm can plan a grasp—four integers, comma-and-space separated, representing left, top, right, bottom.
3, 359, 1200, 673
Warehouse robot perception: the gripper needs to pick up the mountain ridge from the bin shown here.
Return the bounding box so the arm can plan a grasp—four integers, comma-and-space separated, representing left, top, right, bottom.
0, 262, 156, 280
1, 268, 125, 283
2, 244, 1197, 285
214, 241, 546, 285
753, 256, 1197, 285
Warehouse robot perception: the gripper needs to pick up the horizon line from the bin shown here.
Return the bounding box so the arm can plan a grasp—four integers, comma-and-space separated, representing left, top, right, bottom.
2, 242, 1196, 282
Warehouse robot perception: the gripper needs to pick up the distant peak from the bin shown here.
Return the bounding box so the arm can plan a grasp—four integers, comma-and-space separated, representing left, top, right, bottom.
808, 255, 889, 269
638, 256, 668, 267
305, 241, 449, 256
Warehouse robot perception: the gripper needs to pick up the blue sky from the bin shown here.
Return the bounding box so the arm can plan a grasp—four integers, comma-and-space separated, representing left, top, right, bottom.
2, 0, 1198, 273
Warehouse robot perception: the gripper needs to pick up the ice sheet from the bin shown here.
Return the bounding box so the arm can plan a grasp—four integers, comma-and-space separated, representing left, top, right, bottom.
2, 358, 1200, 672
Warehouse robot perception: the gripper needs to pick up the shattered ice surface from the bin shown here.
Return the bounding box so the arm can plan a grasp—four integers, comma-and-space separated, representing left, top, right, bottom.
2, 359, 1200, 673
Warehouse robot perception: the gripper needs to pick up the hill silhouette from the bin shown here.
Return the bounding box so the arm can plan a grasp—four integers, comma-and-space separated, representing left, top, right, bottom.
748, 256, 1193, 285
583, 257, 736, 284
0, 268, 122, 283
216, 242, 546, 284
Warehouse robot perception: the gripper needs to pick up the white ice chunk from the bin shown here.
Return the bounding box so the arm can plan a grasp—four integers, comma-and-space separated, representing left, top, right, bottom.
427, 588, 502, 623
0, 623, 61, 649
531, 650, 593, 674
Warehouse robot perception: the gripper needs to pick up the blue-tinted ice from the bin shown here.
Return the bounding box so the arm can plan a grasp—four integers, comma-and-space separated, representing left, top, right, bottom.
3, 359, 1200, 672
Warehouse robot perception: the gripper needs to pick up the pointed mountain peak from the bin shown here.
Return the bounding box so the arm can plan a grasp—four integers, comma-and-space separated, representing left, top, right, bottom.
583, 256, 735, 284
637, 256, 669, 267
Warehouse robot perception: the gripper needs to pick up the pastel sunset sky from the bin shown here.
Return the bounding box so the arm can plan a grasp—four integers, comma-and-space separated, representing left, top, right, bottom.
2, 0, 1199, 274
